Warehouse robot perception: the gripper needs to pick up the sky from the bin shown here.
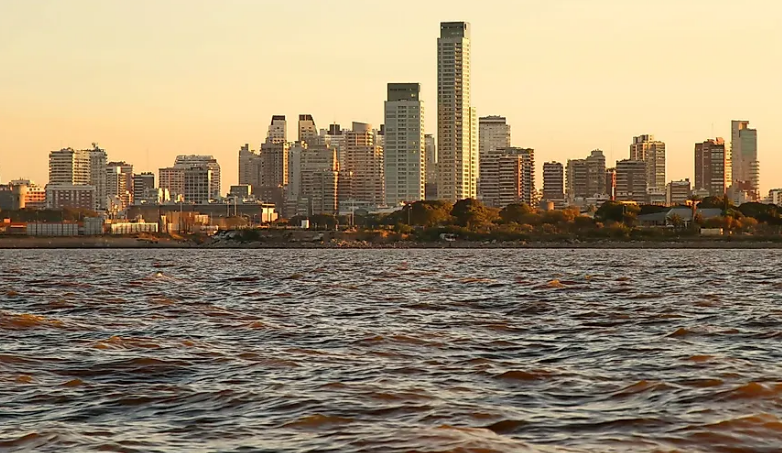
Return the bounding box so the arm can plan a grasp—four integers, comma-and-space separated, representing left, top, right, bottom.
1, 0, 780, 194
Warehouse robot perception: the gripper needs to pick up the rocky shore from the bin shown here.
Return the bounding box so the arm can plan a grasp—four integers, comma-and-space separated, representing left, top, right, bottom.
2, 236, 782, 249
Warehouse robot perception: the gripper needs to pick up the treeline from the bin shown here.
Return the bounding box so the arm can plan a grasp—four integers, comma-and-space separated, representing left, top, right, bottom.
283, 196, 782, 241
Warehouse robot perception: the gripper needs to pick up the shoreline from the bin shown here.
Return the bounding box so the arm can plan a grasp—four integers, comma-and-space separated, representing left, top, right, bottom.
1, 237, 782, 250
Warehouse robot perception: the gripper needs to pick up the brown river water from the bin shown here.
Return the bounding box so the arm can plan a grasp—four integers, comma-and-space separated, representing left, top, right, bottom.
1, 249, 782, 452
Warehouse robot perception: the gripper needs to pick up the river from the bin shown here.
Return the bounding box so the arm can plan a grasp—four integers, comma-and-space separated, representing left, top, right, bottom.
1, 249, 781, 452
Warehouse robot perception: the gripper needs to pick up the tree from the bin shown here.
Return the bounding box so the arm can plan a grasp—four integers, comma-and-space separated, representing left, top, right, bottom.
499, 203, 534, 224
595, 201, 640, 225
406, 200, 454, 227
450, 199, 498, 230
669, 213, 685, 229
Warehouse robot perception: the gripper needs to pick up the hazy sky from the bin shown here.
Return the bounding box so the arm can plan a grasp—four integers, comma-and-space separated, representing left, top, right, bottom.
1, 0, 780, 194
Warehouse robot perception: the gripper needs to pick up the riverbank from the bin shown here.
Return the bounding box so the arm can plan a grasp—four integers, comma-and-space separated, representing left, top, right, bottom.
2, 236, 782, 249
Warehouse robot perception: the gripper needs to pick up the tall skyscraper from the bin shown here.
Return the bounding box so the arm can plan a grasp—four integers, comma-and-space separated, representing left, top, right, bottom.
88, 145, 108, 209
615, 159, 647, 203
298, 114, 319, 144
730, 120, 759, 201
344, 122, 384, 206
695, 138, 727, 197
384, 83, 425, 206
161, 155, 221, 202
542, 162, 565, 206
437, 21, 477, 202
630, 135, 666, 192
480, 148, 535, 208
267, 115, 287, 144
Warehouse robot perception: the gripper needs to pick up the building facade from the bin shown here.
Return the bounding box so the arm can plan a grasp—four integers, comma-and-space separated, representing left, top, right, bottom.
615, 159, 647, 203
667, 179, 692, 206
106, 162, 134, 209
344, 122, 384, 206
46, 184, 96, 210
695, 138, 728, 197
133, 172, 155, 203
730, 120, 759, 202
437, 21, 478, 202
480, 148, 535, 208
384, 83, 425, 206
173, 155, 221, 201
630, 135, 666, 192
542, 162, 565, 207
566, 150, 606, 202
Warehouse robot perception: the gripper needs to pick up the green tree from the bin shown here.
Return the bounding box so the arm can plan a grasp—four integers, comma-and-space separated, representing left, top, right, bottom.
451, 199, 498, 229
669, 213, 685, 229
595, 201, 640, 225
404, 200, 454, 227
499, 203, 534, 224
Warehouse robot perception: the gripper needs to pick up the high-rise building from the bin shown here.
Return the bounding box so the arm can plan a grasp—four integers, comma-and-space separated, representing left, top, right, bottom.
175, 155, 221, 200
88, 145, 108, 209
424, 134, 437, 199
161, 155, 221, 202
323, 123, 347, 170
183, 166, 214, 204
259, 140, 289, 210
542, 162, 565, 206
605, 168, 617, 201
159, 167, 185, 201
730, 120, 759, 201
106, 161, 133, 209
384, 83, 425, 206
133, 172, 155, 204
437, 21, 477, 202
49, 148, 91, 186
268, 115, 287, 144
479, 116, 511, 155
615, 159, 647, 203
667, 179, 692, 206
630, 135, 666, 192
695, 138, 728, 197
480, 148, 535, 208
566, 150, 606, 202
298, 114, 319, 144
344, 122, 384, 206
238, 144, 261, 192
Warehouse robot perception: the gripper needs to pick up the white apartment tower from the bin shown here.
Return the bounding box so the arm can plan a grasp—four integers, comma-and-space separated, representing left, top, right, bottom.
384, 83, 425, 206
437, 21, 478, 202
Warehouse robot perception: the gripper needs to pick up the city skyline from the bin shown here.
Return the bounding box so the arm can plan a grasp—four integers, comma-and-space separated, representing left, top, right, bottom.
1, 1, 780, 194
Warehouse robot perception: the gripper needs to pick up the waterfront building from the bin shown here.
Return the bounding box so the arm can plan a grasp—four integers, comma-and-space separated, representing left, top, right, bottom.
133, 172, 155, 203
183, 166, 215, 204
238, 144, 262, 192
566, 150, 606, 203
437, 21, 478, 202
615, 159, 647, 203
106, 161, 133, 209
344, 122, 384, 206
384, 83, 425, 206
542, 162, 565, 207
88, 145, 108, 209
695, 138, 728, 197
730, 120, 760, 202
667, 179, 692, 206
480, 148, 535, 208
49, 148, 91, 186
46, 184, 96, 210
630, 135, 666, 192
